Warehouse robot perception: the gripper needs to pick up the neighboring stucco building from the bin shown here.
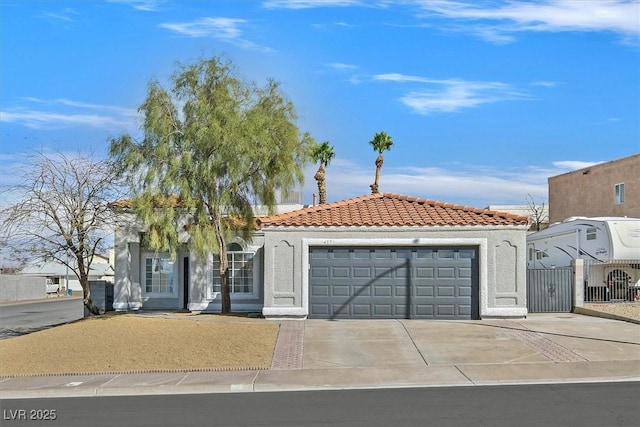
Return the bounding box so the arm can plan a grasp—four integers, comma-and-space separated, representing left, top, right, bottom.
112, 193, 530, 320
548, 153, 640, 223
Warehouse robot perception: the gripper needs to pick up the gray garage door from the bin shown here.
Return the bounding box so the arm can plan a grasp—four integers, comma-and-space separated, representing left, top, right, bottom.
309, 246, 479, 320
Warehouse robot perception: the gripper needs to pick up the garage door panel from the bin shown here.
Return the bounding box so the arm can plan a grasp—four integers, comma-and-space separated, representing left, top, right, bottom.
458, 285, 472, 297
311, 249, 330, 259
331, 267, 350, 278
310, 266, 330, 278
311, 304, 330, 316
309, 246, 479, 319
459, 267, 472, 278
353, 267, 372, 278
437, 267, 455, 278
374, 249, 392, 259
352, 304, 372, 316
374, 267, 393, 278
373, 285, 392, 297
374, 304, 393, 316
353, 285, 371, 297
437, 285, 456, 297
415, 304, 435, 316
458, 305, 471, 316
416, 285, 435, 296
436, 305, 455, 316
311, 285, 330, 297
415, 267, 434, 278
394, 286, 408, 297
394, 305, 409, 317
331, 285, 351, 297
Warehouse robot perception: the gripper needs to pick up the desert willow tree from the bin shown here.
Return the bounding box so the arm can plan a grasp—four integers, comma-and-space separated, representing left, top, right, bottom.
369, 131, 394, 194
1, 151, 124, 314
110, 56, 314, 314
311, 141, 335, 204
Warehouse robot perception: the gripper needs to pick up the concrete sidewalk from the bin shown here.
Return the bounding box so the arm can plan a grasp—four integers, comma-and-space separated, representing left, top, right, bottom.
1, 313, 639, 398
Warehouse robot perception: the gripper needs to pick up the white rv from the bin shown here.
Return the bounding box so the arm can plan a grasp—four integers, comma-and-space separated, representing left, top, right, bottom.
526, 217, 640, 301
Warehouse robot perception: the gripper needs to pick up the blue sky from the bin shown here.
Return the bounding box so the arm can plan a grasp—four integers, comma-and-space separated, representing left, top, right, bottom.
1, 0, 639, 208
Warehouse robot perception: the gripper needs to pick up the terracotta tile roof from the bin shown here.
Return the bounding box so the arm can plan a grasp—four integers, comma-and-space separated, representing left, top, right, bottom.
257, 193, 530, 228
108, 195, 183, 210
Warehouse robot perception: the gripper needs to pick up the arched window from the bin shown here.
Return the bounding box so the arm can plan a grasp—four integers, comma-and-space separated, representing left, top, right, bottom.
211, 242, 255, 296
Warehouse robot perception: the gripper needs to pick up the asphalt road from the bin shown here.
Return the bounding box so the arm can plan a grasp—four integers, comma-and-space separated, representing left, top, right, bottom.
2, 382, 638, 427
0, 298, 84, 338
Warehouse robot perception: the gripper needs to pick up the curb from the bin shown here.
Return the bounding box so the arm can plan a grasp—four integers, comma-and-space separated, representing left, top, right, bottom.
574, 307, 640, 325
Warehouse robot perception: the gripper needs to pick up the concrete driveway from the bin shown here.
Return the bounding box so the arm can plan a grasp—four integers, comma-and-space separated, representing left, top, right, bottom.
303, 315, 640, 369
261, 314, 640, 390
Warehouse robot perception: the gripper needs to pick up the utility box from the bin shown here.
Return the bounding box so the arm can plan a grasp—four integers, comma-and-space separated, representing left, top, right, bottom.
88, 281, 114, 314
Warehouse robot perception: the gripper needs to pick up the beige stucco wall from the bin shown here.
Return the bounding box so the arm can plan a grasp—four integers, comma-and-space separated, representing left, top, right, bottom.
548, 154, 640, 223
261, 226, 528, 319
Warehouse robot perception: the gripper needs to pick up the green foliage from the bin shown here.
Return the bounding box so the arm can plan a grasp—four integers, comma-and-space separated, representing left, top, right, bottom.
110, 56, 313, 260
368, 131, 393, 194
369, 131, 393, 154
311, 140, 335, 168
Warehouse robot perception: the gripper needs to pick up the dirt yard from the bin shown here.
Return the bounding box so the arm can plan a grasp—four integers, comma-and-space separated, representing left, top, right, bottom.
0, 312, 279, 376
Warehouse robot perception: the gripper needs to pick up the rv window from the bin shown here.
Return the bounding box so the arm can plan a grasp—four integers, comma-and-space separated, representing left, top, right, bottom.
586, 227, 597, 240
536, 251, 548, 260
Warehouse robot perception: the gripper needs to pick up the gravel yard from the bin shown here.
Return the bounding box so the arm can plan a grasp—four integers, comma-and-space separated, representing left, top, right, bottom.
582, 302, 640, 322
0, 313, 279, 377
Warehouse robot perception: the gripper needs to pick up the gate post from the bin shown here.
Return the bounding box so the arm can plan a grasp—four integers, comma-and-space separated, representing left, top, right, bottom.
572, 259, 584, 309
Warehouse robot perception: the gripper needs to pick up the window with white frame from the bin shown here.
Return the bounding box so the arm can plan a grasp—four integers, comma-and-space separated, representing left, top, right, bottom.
211, 243, 255, 295
614, 183, 625, 205
144, 257, 175, 294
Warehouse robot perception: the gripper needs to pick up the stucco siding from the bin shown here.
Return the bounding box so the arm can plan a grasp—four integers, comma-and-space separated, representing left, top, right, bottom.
261, 226, 527, 319
548, 154, 640, 222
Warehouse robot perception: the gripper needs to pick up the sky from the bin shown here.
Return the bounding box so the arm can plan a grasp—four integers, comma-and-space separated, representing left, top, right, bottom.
1, 0, 639, 209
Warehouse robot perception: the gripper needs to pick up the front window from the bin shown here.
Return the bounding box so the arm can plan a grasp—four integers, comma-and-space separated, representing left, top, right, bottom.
586, 227, 597, 241
211, 245, 254, 295
145, 258, 174, 293
615, 183, 625, 205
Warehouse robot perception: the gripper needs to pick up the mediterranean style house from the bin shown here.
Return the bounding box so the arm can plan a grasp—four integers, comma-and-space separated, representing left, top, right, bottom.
111, 193, 530, 320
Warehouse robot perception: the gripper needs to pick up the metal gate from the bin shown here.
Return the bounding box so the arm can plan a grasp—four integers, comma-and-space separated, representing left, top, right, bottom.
526, 268, 573, 313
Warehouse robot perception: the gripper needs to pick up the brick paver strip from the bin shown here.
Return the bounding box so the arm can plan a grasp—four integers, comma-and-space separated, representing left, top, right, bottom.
270, 321, 304, 370
487, 321, 587, 362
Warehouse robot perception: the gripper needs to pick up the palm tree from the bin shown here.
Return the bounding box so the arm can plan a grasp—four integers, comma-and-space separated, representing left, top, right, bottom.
311, 141, 335, 204
368, 131, 393, 194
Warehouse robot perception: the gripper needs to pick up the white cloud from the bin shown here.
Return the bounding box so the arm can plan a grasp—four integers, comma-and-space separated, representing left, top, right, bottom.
303, 158, 602, 207
264, 1, 639, 42
374, 73, 529, 114
552, 160, 603, 170
105, 0, 166, 11
263, 0, 362, 9
159, 17, 273, 52
326, 62, 358, 71
0, 98, 137, 130
40, 8, 79, 22
411, 0, 640, 42
531, 81, 559, 87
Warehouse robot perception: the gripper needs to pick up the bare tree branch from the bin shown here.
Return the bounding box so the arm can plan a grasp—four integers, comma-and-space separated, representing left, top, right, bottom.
0, 150, 126, 314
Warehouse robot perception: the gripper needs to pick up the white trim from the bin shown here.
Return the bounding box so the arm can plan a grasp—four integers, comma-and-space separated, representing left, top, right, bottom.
189, 302, 263, 312
141, 254, 179, 298
262, 306, 308, 317
206, 250, 259, 300
482, 307, 527, 318
300, 237, 488, 319
113, 301, 142, 311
